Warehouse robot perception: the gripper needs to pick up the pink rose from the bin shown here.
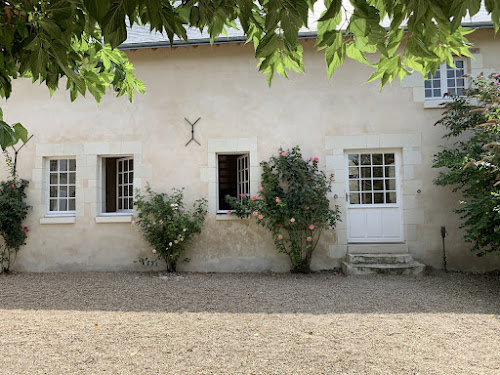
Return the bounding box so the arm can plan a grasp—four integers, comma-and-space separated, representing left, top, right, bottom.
258, 214, 263, 220
152, 249, 157, 254
309, 224, 315, 230
11, 183, 15, 188
305, 206, 310, 210
278, 234, 283, 240
290, 218, 295, 223
313, 157, 319, 162
258, 187, 263, 191
174, 240, 178, 244
306, 236, 312, 242
251, 195, 258, 201
226, 211, 232, 215
284, 180, 288, 184
308, 157, 313, 161
252, 211, 258, 216
280, 152, 286, 156
240, 193, 245, 198
287, 148, 290, 152
23, 226, 29, 233
275, 197, 280, 203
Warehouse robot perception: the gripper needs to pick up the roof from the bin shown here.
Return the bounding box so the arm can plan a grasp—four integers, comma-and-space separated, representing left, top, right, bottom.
120, 2, 494, 50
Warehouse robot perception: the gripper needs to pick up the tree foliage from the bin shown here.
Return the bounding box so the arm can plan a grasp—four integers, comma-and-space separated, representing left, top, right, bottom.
433, 73, 500, 256
1, 0, 499, 149
227, 146, 341, 273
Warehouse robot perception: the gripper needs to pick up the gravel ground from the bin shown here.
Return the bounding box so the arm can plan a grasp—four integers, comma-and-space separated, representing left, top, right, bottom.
1, 271, 499, 375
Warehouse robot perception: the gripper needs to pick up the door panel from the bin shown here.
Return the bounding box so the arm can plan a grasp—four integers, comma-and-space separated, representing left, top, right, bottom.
346, 151, 403, 243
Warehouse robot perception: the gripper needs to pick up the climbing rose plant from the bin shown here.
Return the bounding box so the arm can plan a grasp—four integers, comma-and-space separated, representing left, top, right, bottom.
0, 152, 30, 273
228, 146, 341, 273
134, 186, 207, 272
433, 73, 500, 256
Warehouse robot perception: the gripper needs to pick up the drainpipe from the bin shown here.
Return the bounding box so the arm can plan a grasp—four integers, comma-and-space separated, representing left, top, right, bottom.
440, 226, 448, 272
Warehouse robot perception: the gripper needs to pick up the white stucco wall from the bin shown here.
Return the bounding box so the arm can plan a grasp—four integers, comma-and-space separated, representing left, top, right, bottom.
1, 28, 499, 273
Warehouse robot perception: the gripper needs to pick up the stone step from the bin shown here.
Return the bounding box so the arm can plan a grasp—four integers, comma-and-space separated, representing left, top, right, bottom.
342, 261, 425, 276
346, 253, 413, 264
347, 243, 408, 254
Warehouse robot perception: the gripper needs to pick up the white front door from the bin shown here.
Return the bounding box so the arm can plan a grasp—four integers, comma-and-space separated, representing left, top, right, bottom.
345, 151, 403, 243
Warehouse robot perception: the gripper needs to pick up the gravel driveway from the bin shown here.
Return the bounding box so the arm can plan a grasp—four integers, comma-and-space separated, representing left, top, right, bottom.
1, 271, 499, 374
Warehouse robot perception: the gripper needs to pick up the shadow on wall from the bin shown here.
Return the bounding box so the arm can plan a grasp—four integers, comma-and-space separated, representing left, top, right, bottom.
0, 271, 498, 315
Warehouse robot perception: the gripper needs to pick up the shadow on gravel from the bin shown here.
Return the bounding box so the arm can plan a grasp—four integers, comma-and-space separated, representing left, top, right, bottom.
0, 271, 499, 315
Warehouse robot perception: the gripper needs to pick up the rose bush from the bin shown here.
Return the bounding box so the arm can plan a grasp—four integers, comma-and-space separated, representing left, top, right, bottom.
0, 152, 30, 273
227, 146, 341, 273
134, 186, 207, 272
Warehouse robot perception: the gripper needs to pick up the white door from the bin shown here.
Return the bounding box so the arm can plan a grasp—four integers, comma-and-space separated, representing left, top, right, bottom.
345, 151, 403, 243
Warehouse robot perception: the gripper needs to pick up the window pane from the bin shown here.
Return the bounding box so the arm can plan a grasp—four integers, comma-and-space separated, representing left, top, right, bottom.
361, 180, 372, 191
362, 193, 373, 204
349, 167, 359, 179
433, 89, 441, 97
124, 173, 128, 184
118, 162, 123, 172
59, 199, 67, 211
69, 199, 75, 211
50, 173, 58, 184
425, 89, 432, 98
118, 200, 122, 210
350, 193, 360, 204
373, 180, 384, 191
129, 198, 133, 208
385, 166, 395, 177
385, 179, 396, 190
69, 159, 76, 171
361, 154, 371, 165
50, 187, 57, 197
449, 88, 456, 95
457, 78, 464, 87
118, 186, 122, 197
372, 154, 383, 165
69, 186, 75, 198
447, 69, 454, 78
60, 173, 67, 184
455, 60, 463, 68
129, 172, 133, 182
349, 180, 359, 192
384, 154, 395, 165
124, 199, 128, 210
434, 80, 440, 88
60, 186, 67, 197
348, 154, 359, 166
424, 80, 431, 88
386, 192, 397, 203
361, 167, 371, 178
118, 174, 122, 184
60, 159, 67, 171
50, 199, 58, 211
50, 160, 58, 172
373, 167, 383, 177
434, 70, 440, 78
374, 193, 384, 203
447, 79, 455, 87
69, 172, 76, 184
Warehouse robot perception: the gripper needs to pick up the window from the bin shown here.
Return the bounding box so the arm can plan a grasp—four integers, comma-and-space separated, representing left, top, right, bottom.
48, 158, 76, 213
425, 59, 467, 100
102, 157, 134, 213
347, 153, 397, 205
217, 154, 249, 212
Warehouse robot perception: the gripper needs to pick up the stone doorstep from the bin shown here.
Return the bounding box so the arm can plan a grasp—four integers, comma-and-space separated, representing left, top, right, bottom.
341, 261, 425, 276
346, 253, 413, 264
347, 243, 409, 254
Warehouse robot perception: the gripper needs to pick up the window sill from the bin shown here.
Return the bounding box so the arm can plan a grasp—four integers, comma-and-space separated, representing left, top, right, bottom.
40, 216, 76, 225
95, 215, 133, 224
424, 101, 447, 109
216, 214, 244, 221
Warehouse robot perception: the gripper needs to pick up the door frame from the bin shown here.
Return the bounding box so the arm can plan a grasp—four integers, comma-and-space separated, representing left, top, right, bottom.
344, 148, 404, 243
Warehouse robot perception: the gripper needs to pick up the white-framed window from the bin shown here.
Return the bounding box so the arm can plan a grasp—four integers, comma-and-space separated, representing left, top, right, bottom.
217, 153, 249, 212
101, 156, 134, 213
48, 158, 76, 214
425, 58, 467, 100
347, 152, 397, 206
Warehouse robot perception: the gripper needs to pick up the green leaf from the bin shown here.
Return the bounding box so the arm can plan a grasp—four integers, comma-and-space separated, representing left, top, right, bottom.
84, 0, 111, 22
319, 0, 342, 22
255, 32, 278, 58
346, 43, 370, 65
0, 121, 18, 150
13, 123, 28, 144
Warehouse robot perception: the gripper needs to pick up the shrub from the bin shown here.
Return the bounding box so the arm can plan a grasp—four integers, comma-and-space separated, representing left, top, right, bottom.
0, 152, 30, 273
433, 72, 500, 256
134, 186, 207, 272
227, 146, 341, 273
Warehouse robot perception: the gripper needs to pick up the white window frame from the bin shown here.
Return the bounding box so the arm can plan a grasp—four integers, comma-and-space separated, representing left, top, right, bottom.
46, 158, 76, 216
99, 155, 134, 216
216, 152, 250, 214
116, 157, 134, 212
425, 58, 468, 101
